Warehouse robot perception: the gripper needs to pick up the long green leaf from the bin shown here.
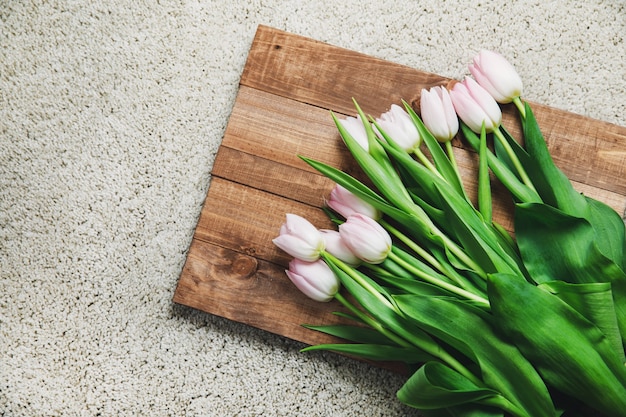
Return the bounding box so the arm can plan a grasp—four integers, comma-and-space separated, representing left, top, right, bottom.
302, 324, 397, 345
488, 273, 626, 417
519, 102, 588, 217
393, 295, 557, 417
538, 281, 625, 362
585, 196, 626, 271
515, 202, 626, 342
397, 362, 500, 410
325, 258, 442, 354
299, 156, 414, 224
302, 343, 433, 364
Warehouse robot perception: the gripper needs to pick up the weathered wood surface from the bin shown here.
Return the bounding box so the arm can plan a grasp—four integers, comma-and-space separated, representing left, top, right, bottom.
174, 25, 626, 353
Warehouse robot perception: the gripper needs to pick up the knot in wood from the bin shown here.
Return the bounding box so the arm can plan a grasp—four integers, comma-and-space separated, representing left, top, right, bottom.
232, 254, 258, 278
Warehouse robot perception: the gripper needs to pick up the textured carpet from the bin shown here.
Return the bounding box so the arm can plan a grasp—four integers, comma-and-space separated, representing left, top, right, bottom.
1, 0, 624, 415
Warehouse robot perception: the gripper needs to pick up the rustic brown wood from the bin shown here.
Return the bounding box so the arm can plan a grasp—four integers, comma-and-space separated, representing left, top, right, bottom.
174, 25, 626, 364
176, 238, 351, 346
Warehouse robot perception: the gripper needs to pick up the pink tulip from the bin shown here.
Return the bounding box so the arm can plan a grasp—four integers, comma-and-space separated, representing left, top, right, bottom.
375, 104, 421, 151
327, 184, 382, 220
272, 214, 325, 262
449, 77, 502, 134
320, 229, 361, 266
338, 115, 369, 151
338, 213, 392, 264
420, 86, 459, 143
286, 258, 340, 302
469, 50, 523, 103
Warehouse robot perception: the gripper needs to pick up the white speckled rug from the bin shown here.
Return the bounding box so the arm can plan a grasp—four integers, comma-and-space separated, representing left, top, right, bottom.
1, 1, 624, 415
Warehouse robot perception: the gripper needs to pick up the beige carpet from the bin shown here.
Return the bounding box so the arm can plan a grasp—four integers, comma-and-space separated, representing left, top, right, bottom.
1, 0, 624, 415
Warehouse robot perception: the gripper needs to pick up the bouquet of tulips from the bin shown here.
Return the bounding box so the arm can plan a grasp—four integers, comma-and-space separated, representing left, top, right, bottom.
272, 50, 626, 417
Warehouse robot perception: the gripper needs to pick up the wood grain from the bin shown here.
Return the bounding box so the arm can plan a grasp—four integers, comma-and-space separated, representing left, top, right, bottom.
174, 25, 626, 363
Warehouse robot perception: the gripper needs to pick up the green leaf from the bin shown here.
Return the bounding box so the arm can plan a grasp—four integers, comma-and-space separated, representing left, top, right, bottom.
298, 156, 418, 227
519, 103, 588, 217
538, 281, 625, 363
301, 343, 433, 364
302, 324, 397, 345
585, 196, 626, 271
514, 202, 626, 283
397, 362, 500, 410
488, 273, 626, 417
351, 99, 397, 176
514, 202, 626, 342
393, 295, 557, 417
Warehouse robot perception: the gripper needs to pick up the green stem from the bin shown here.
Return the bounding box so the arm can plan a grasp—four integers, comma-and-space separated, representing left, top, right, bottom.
380, 219, 479, 292
512, 96, 526, 118
478, 125, 492, 223
438, 231, 489, 280
333, 292, 411, 347
322, 251, 395, 311
444, 140, 473, 203
444, 141, 462, 184
387, 251, 490, 310
493, 128, 537, 193
413, 148, 441, 178
402, 205, 489, 280
380, 219, 446, 273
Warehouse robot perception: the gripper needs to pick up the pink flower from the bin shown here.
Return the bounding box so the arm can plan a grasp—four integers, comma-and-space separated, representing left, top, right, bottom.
338, 213, 392, 264
320, 229, 361, 266
420, 86, 459, 143
272, 214, 324, 262
338, 115, 369, 151
449, 77, 502, 134
375, 104, 421, 151
286, 258, 340, 302
327, 184, 382, 220
469, 50, 523, 103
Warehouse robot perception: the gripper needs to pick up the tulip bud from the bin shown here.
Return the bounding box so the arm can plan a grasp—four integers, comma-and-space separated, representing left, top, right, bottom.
338, 213, 392, 264
338, 115, 369, 151
273, 214, 325, 262
469, 50, 523, 103
327, 184, 382, 220
285, 258, 340, 302
420, 86, 459, 143
449, 77, 502, 133
375, 104, 421, 151
320, 229, 361, 266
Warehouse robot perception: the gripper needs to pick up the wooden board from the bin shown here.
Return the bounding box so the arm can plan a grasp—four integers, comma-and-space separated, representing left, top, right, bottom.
174, 25, 626, 355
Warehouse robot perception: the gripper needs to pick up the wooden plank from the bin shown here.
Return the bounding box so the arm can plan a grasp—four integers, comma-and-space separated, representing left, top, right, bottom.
173, 239, 351, 347
193, 177, 335, 265
240, 25, 445, 118
174, 25, 626, 357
